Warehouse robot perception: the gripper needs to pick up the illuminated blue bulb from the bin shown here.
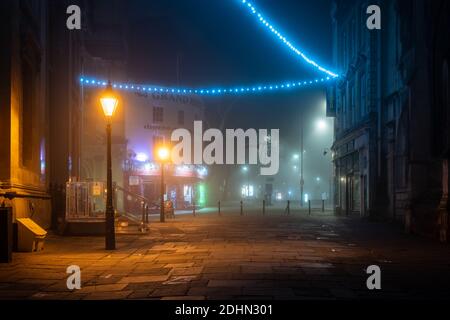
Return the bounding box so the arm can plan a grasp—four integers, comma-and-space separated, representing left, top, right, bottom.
270, 86, 273, 90
80, 78, 84, 82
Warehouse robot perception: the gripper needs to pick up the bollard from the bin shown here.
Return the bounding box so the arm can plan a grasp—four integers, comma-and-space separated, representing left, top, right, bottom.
145, 204, 149, 225
141, 202, 146, 232
240, 200, 243, 216
218, 201, 221, 216
263, 199, 266, 216
287, 200, 290, 215
308, 200, 311, 215
193, 201, 196, 217
322, 200, 325, 212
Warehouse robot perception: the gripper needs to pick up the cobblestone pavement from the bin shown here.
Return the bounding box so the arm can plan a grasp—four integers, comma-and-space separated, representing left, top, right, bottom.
1, 208, 450, 300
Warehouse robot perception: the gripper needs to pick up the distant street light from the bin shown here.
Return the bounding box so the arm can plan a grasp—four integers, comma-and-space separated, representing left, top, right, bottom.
100, 81, 119, 250
293, 154, 300, 161
156, 145, 170, 222
316, 119, 327, 131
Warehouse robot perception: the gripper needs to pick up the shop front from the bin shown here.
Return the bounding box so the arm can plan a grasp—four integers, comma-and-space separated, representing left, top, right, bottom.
124, 160, 207, 213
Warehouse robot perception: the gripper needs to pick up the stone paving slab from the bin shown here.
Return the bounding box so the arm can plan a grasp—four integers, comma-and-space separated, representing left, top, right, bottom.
1, 210, 450, 300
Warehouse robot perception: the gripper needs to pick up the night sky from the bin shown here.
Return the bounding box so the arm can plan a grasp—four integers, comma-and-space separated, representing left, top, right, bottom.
125, 0, 333, 139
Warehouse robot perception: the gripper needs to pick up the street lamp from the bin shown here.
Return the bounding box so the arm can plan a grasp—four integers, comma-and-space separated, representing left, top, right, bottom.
316, 119, 327, 132
156, 145, 170, 222
242, 166, 250, 198
100, 81, 119, 250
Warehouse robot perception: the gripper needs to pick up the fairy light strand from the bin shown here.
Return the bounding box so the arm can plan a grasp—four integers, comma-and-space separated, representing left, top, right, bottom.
240, 0, 338, 78
79, 76, 336, 96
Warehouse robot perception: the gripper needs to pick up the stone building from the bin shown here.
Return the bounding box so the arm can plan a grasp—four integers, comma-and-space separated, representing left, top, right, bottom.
0, 0, 52, 228
328, 0, 450, 241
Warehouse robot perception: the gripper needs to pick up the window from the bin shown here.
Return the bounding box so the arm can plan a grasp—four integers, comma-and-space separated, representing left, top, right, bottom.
360, 73, 367, 117
153, 106, 163, 123
177, 110, 185, 125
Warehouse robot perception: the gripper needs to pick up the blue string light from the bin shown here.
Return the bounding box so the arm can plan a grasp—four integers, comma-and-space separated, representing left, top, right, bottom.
239, 0, 338, 78
79, 2, 339, 96
79, 76, 336, 96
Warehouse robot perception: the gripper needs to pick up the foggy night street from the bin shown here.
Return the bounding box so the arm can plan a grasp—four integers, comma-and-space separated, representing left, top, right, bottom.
1, 207, 450, 300
1, 0, 450, 310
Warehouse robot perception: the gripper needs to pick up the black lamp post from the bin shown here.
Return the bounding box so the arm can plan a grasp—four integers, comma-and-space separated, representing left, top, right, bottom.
156, 145, 170, 223
100, 81, 119, 250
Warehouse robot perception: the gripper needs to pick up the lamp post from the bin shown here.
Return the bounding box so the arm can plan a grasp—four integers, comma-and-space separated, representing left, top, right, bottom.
300, 118, 304, 207
156, 145, 170, 222
100, 81, 119, 250
242, 166, 249, 198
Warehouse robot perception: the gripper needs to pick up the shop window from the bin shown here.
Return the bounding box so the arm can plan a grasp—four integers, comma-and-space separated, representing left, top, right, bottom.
178, 110, 185, 125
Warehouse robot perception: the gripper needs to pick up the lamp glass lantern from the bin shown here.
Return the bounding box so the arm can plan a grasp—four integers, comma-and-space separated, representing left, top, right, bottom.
100, 83, 119, 118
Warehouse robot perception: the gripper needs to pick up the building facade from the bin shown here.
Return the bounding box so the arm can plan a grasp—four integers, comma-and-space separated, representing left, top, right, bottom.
328, 0, 450, 241
0, 0, 52, 228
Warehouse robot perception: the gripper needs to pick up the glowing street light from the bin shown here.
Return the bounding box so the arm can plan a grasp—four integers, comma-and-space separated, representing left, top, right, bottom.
293, 154, 300, 161
100, 81, 119, 250
156, 145, 170, 222
316, 119, 327, 131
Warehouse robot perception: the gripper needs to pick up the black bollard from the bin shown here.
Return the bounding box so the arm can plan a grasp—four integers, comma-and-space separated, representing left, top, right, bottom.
141, 202, 146, 232
308, 200, 311, 215
322, 200, 325, 212
218, 201, 221, 216
240, 200, 243, 216
193, 201, 196, 217
287, 200, 290, 215
263, 199, 266, 216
